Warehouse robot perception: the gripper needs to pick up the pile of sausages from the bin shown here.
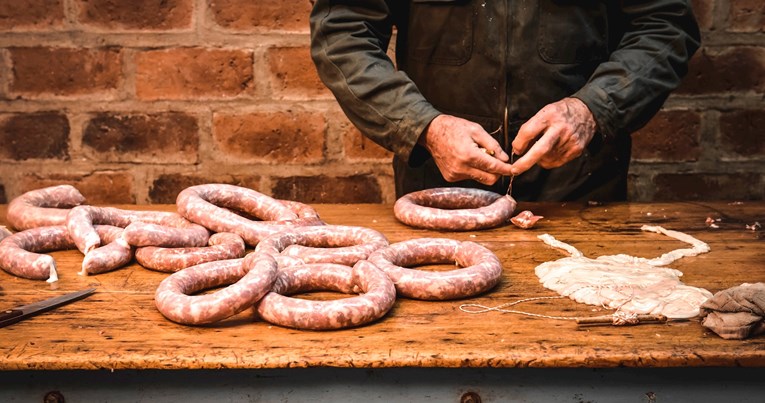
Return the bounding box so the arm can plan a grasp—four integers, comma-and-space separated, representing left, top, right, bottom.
0, 184, 524, 330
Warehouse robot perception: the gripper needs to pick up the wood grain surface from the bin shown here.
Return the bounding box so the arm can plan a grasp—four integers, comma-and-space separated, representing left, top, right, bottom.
0, 201, 763, 370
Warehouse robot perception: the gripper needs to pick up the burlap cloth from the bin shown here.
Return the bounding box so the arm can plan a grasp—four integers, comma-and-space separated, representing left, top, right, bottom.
700, 283, 765, 340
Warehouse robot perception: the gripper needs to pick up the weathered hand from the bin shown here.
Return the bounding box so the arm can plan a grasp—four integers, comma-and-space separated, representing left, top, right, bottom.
510, 97, 597, 176
419, 114, 513, 185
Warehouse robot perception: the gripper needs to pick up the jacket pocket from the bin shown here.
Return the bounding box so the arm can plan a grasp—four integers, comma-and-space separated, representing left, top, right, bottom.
537, 0, 609, 64
408, 0, 475, 66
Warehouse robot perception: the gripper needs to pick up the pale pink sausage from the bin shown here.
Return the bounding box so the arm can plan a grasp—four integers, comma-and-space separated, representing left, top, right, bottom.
255, 225, 388, 267
0, 225, 131, 282
393, 187, 517, 231
154, 253, 278, 325
175, 184, 324, 246
255, 261, 396, 330
67, 206, 209, 254
367, 238, 503, 300
7, 185, 86, 230
136, 232, 246, 273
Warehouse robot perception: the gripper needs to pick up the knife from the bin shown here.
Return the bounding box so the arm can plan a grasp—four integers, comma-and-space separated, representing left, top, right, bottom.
0, 288, 96, 328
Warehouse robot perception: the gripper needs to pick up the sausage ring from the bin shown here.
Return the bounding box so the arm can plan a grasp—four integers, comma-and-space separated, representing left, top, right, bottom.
175, 184, 324, 246
367, 238, 503, 300
255, 261, 396, 330
154, 253, 277, 325
255, 225, 388, 267
393, 187, 516, 231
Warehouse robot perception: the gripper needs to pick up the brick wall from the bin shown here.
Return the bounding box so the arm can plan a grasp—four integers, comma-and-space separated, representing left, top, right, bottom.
0, 0, 762, 204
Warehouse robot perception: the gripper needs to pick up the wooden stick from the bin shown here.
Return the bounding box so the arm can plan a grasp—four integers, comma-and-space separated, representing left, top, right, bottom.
576, 314, 668, 327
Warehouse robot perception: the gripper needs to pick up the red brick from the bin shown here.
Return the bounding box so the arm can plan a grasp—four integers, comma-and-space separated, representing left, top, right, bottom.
719, 109, 765, 158
690, 0, 714, 31
213, 111, 325, 163
342, 122, 393, 161
209, 0, 312, 32
266, 46, 331, 99
19, 171, 134, 204
631, 110, 701, 162
136, 48, 254, 100
10, 47, 122, 96
676, 47, 765, 94
0, 112, 69, 160
82, 112, 199, 163
653, 173, 762, 201
77, 0, 192, 30
0, 0, 64, 30
272, 175, 382, 203
149, 173, 262, 204
728, 0, 765, 33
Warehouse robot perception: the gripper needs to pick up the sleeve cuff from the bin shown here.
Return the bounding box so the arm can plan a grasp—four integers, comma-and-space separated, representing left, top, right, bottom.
393, 101, 442, 167
572, 84, 619, 141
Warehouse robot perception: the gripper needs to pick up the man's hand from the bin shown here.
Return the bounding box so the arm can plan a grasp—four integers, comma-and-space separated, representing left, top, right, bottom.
419, 114, 513, 185
510, 97, 597, 176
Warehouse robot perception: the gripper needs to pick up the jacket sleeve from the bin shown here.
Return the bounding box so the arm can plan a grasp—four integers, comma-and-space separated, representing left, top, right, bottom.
310, 0, 441, 162
572, 0, 701, 139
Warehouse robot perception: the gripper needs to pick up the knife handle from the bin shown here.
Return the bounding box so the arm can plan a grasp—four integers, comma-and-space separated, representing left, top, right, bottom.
0, 309, 24, 328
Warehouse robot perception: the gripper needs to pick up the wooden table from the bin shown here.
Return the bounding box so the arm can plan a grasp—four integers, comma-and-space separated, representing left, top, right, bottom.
1, 201, 763, 401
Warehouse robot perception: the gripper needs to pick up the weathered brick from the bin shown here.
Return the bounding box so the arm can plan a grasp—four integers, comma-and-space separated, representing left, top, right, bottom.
690, 0, 714, 31
82, 112, 199, 163
728, 0, 765, 33
10, 47, 122, 96
213, 111, 325, 163
653, 173, 762, 201
77, 0, 192, 30
136, 48, 254, 100
209, 0, 312, 32
0, 112, 69, 160
718, 109, 765, 158
272, 175, 382, 203
676, 47, 765, 94
149, 173, 262, 204
342, 123, 393, 161
266, 46, 331, 99
0, 0, 64, 30
631, 110, 701, 162
19, 171, 134, 204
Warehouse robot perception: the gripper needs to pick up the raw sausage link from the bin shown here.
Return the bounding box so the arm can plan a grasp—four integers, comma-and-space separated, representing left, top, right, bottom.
176, 184, 324, 246
255, 261, 396, 330
67, 206, 209, 254
256, 225, 389, 267
393, 187, 517, 231
7, 185, 86, 230
0, 225, 131, 282
136, 232, 246, 273
154, 253, 278, 325
367, 238, 503, 300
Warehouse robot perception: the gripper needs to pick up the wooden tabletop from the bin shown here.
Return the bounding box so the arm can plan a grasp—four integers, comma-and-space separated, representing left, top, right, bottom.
0, 201, 763, 370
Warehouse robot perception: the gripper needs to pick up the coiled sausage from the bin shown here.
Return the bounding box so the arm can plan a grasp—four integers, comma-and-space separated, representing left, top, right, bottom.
393, 187, 516, 231
255, 225, 388, 267
254, 261, 396, 330
367, 238, 503, 300
154, 253, 277, 325
175, 184, 324, 246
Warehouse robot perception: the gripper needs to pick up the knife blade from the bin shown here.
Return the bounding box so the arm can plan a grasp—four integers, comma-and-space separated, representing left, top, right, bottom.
0, 288, 96, 328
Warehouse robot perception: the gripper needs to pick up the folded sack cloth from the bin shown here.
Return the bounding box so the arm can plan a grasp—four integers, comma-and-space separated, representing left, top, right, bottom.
700, 283, 765, 340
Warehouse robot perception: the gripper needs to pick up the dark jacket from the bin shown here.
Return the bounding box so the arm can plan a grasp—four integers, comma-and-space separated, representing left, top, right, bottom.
310, 0, 700, 201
